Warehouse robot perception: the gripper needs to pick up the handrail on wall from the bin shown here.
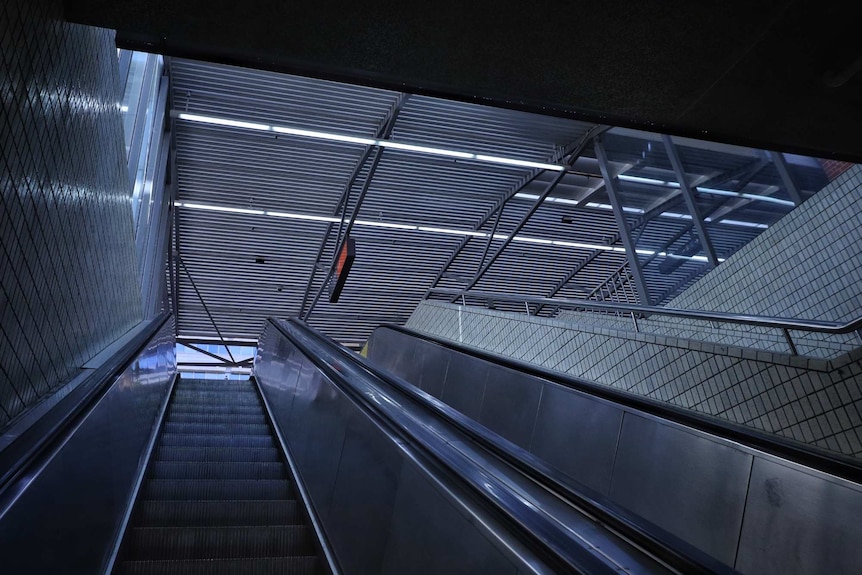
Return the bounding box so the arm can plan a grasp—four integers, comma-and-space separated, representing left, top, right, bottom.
426, 288, 862, 356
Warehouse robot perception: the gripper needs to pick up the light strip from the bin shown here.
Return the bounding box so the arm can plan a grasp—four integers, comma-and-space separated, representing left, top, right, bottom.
176, 201, 721, 262
272, 126, 376, 146
377, 140, 474, 159
266, 211, 341, 223
474, 154, 566, 171
178, 113, 270, 132
618, 174, 795, 207
417, 226, 487, 237
181, 202, 264, 215
176, 113, 567, 172
514, 192, 767, 229
355, 220, 418, 230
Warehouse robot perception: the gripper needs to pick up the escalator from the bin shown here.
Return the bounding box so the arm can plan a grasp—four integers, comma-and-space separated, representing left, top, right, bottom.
113, 377, 323, 575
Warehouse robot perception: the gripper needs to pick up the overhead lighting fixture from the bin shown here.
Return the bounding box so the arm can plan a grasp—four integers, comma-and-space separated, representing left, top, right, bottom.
618, 173, 795, 207
377, 141, 474, 159
265, 211, 341, 223
355, 220, 418, 230
175, 112, 567, 172
417, 226, 487, 237
516, 192, 767, 229
181, 202, 264, 215
176, 201, 722, 263
272, 126, 376, 146
178, 113, 270, 132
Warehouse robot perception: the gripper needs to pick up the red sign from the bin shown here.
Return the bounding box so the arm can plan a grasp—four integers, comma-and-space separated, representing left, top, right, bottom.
329, 236, 355, 303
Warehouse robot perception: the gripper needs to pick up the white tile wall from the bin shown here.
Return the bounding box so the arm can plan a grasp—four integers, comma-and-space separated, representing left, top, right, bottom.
0, 0, 143, 429
408, 300, 862, 458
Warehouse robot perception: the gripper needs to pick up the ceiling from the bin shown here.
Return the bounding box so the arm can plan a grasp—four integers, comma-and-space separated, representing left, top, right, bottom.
67, 0, 862, 161
168, 58, 833, 346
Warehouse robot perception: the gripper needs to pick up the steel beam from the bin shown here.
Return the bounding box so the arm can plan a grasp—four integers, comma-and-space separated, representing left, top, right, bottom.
460, 166, 569, 294
298, 94, 407, 318
458, 125, 609, 295
181, 342, 233, 364
303, 102, 406, 321
594, 138, 652, 305
662, 134, 718, 267
424, 168, 545, 297
770, 151, 804, 206
426, 125, 610, 297
177, 253, 236, 363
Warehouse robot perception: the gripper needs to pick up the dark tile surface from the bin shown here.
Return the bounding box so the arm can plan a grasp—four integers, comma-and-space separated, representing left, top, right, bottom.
0, 0, 141, 428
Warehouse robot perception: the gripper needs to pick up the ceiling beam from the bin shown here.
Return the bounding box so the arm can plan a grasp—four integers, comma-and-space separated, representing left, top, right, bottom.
595, 137, 652, 305
662, 134, 718, 267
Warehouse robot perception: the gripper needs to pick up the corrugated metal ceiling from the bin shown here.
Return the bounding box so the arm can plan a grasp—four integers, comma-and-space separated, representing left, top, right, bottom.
169, 58, 831, 346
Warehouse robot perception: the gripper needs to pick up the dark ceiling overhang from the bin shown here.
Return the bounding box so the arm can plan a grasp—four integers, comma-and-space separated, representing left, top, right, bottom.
64, 1, 862, 162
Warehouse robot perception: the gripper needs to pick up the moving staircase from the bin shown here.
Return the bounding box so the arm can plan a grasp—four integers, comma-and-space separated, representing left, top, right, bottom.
113, 377, 322, 575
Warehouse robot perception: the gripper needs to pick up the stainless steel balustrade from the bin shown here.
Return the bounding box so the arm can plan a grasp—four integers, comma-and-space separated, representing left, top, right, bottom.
0, 313, 177, 575
255, 317, 684, 575
366, 325, 862, 575
427, 287, 862, 355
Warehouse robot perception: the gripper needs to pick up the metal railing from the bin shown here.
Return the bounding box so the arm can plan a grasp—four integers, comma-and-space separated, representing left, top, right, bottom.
426, 288, 862, 356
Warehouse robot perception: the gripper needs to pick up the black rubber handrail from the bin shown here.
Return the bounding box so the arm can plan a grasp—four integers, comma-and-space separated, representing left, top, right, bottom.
380, 323, 862, 484
292, 319, 734, 575
271, 318, 622, 575
427, 288, 862, 335
0, 312, 172, 504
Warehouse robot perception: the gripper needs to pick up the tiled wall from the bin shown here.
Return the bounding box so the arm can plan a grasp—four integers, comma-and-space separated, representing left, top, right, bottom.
669, 164, 862, 322
408, 301, 862, 457
0, 0, 143, 429
406, 164, 862, 458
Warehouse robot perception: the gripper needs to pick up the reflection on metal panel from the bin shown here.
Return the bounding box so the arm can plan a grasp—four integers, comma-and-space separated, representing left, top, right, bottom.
530, 384, 623, 496
0, 319, 176, 574
479, 366, 542, 449
326, 412, 404, 574
606, 414, 752, 567
736, 458, 862, 575
367, 325, 862, 572
254, 321, 528, 575
441, 352, 488, 420
417, 344, 449, 398
381, 461, 518, 575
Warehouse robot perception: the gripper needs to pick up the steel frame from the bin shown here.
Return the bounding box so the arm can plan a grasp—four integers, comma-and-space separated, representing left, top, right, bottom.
661, 134, 718, 266
594, 137, 652, 305
301, 95, 408, 321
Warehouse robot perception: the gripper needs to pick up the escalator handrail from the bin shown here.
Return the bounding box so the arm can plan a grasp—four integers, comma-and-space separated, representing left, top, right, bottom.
381, 323, 862, 484
0, 312, 172, 509
269, 318, 621, 575
289, 319, 733, 575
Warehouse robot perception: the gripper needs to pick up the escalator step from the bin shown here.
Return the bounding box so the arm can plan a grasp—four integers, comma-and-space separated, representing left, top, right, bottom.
169, 405, 262, 416
163, 422, 271, 436
150, 462, 286, 480
125, 525, 315, 560
143, 479, 293, 501
177, 382, 255, 390
168, 413, 267, 425
153, 446, 281, 463
159, 434, 275, 448
136, 500, 302, 527
114, 556, 320, 575
172, 391, 259, 404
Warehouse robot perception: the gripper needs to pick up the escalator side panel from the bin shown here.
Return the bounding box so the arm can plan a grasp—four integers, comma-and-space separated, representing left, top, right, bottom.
255, 322, 527, 575
0, 320, 176, 575
368, 325, 862, 575
736, 457, 862, 575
